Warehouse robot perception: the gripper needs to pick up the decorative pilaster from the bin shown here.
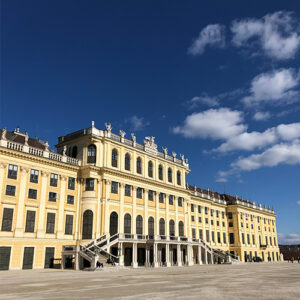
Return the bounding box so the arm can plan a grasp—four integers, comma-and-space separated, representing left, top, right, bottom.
166, 194, 169, 238
133, 242, 138, 268
175, 196, 179, 236
0, 163, 7, 204
184, 199, 188, 237
104, 179, 111, 235
119, 183, 125, 233
96, 178, 102, 237
37, 171, 49, 238
14, 167, 29, 237
177, 244, 182, 266
132, 186, 137, 235
155, 192, 159, 236
166, 243, 171, 267
144, 189, 148, 235
57, 175, 67, 239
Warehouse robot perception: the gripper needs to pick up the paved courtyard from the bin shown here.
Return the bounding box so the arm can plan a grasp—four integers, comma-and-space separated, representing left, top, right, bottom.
0, 262, 299, 299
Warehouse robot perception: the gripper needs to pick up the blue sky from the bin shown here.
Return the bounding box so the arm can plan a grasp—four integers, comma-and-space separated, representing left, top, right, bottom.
1, 0, 300, 244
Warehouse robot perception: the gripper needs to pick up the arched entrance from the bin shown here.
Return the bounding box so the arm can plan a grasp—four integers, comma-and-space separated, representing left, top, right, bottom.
109, 212, 118, 236
82, 210, 93, 239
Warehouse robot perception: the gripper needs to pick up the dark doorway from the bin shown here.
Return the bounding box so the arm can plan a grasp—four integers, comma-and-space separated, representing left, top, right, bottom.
0, 247, 11, 270
44, 247, 55, 268
182, 248, 186, 265
23, 247, 34, 269
65, 255, 73, 268
161, 247, 166, 264
173, 248, 177, 265
111, 247, 118, 257
138, 248, 146, 266
82, 210, 93, 239
110, 212, 118, 236
124, 248, 132, 266
149, 246, 154, 265
83, 258, 90, 268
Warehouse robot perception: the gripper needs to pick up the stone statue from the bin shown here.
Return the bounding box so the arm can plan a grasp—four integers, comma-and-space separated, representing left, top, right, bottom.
131, 133, 136, 142
163, 147, 168, 155
172, 152, 176, 158
63, 145, 67, 156
24, 132, 29, 146
91, 121, 95, 127
119, 130, 126, 138
44, 141, 49, 151
180, 153, 185, 161
105, 122, 112, 132
1, 128, 7, 140
144, 136, 157, 150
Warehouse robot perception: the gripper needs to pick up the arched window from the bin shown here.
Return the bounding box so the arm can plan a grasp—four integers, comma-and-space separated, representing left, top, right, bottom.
148, 216, 154, 236
136, 157, 142, 174
87, 145, 96, 163
168, 168, 172, 183
169, 220, 175, 236
72, 146, 78, 158
159, 218, 165, 236
125, 153, 131, 171
124, 213, 131, 234
82, 210, 93, 239
136, 215, 143, 235
148, 161, 153, 178
177, 171, 181, 185
111, 148, 118, 167
179, 221, 184, 237
158, 165, 163, 180
109, 212, 118, 236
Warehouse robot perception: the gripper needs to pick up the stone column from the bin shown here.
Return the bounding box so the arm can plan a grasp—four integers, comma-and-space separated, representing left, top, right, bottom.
184, 199, 188, 237
186, 201, 191, 238
211, 252, 214, 264
75, 245, 80, 270
57, 175, 67, 239
187, 245, 193, 266
198, 246, 202, 265
177, 244, 182, 266
175, 196, 179, 236
154, 243, 159, 267
119, 183, 125, 234
96, 178, 102, 237
144, 189, 148, 235
37, 171, 49, 238
155, 192, 159, 236
146, 244, 150, 267
166, 194, 169, 238
75, 178, 83, 240
132, 186, 137, 235
14, 167, 29, 237
166, 243, 171, 267
104, 179, 111, 235
205, 248, 208, 264
118, 242, 124, 266
133, 242, 138, 268
0, 163, 7, 203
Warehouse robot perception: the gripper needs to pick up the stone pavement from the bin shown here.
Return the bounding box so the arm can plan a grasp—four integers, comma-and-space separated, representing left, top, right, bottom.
0, 262, 299, 299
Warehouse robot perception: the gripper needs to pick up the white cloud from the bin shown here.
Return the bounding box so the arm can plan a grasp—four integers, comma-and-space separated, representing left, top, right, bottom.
278, 232, 300, 245
253, 111, 271, 121
188, 24, 225, 55
231, 139, 300, 171
231, 11, 300, 60
129, 116, 149, 131
242, 68, 300, 106
173, 108, 246, 139
187, 94, 219, 108
296, 200, 300, 205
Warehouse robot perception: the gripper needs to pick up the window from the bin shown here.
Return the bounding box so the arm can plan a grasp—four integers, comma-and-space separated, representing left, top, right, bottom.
148, 217, 154, 236
125, 153, 131, 171
222, 222, 225, 227
48, 192, 57, 202
124, 214, 131, 234
229, 222, 233, 227
148, 190, 153, 201
148, 161, 153, 177
136, 215, 143, 235
125, 185, 131, 197
210, 209, 213, 217
136, 157, 142, 174
177, 171, 181, 185
191, 204, 194, 212
229, 233, 234, 244
211, 220, 214, 225
274, 237, 276, 246
198, 205, 201, 214
216, 211, 219, 218
192, 228, 196, 239
8, 164, 18, 179
217, 232, 221, 243
50, 173, 58, 187
205, 207, 208, 215
158, 165, 163, 180
247, 234, 250, 245
85, 178, 94, 191
206, 230, 210, 243
257, 216, 260, 222
178, 197, 183, 207
191, 216, 195, 222
241, 222, 244, 227
217, 221, 220, 226
111, 148, 118, 167
199, 229, 203, 240
169, 220, 175, 236
168, 168, 172, 183
199, 216, 202, 223
222, 211, 225, 219
5, 185, 16, 196
270, 236, 272, 246
252, 234, 255, 245
46, 213, 55, 234
178, 221, 184, 237
111, 181, 119, 194
25, 210, 36, 233
242, 233, 245, 244
28, 189, 37, 199
251, 224, 253, 229
228, 212, 233, 219
68, 177, 75, 190
240, 212, 243, 219
223, 232, 226, 244
137, 188, 143, 199
159, 218, 165, 236
87, 144, 96, 163
205, 218, 209, 224
65, 215, 73, 235
169, 195, 173, 205
246, 223, 249, 229
67, 195, 74, 205
30, 169, 39, 183
159, 193, 164, 203
1, 208, 13, 231
71, 146, 78, 158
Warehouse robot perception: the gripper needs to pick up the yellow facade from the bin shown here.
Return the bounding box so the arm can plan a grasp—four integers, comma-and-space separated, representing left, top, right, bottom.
0, 124, 280, 270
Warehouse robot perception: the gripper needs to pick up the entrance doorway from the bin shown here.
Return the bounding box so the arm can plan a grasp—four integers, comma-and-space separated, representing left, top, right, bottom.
23, 247, 34, 269
172, 248, 177, 265
138, 248, 146, 266
149, 246, 154, 265
0, 247, 11, 270
161, 247, 166, 264
124, 248, 132, 266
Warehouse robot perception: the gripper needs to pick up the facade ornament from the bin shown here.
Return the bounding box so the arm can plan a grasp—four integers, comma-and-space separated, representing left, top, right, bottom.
1, 128, 7, 140
62, 145, 67, 156
172, 152, 176, 158
131, 133, 136, 143
163, 147, 168, 155
44, 141, 49, 151
91, 120, 95, 128
119, 130, 126, 138
180, 153, 185, 161
105, 122, 112, 132
24, 132, 29, 146
144, 136, 157, 155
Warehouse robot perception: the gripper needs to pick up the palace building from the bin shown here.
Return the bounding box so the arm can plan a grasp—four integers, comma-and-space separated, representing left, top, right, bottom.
0, 123, 280, 270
